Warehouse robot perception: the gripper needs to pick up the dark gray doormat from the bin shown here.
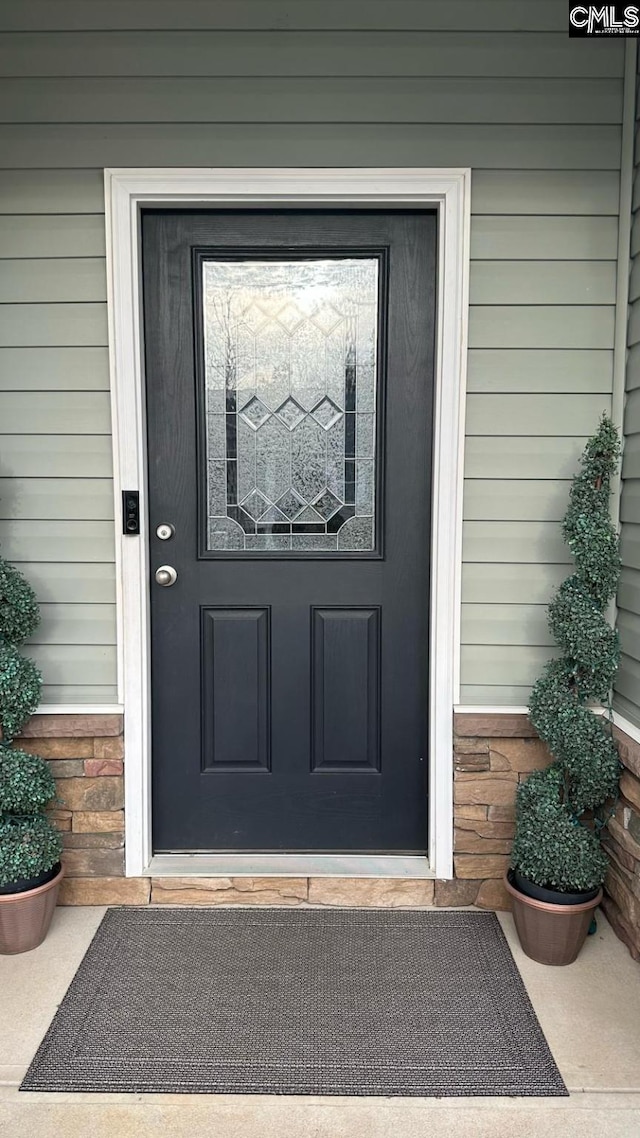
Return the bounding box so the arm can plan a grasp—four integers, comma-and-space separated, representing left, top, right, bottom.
21, 907, 567, 1097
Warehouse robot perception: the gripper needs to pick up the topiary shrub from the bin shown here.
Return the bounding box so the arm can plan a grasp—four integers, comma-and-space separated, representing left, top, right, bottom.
0, 643, 42, 743
0, 747, 57, 814
0, 551, 61, 888
0, 815, 62, 888
510, 415, 621, 893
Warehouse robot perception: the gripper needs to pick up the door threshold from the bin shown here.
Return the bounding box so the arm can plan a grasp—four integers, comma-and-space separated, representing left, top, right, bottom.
146, 854, 434, 879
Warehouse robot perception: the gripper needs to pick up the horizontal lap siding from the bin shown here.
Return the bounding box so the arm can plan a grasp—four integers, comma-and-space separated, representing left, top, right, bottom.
615, 75, 640, 729
0, 3, 623, 706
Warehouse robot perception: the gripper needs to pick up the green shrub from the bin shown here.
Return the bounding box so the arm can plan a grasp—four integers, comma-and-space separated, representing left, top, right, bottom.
0, 560, 40, 646
0, 745, 57, 814
0, 644, 41, 743
510, 416, 621, 893
0, 549, 59, 888
511, 768, 608, 893
0, 815, 61, 888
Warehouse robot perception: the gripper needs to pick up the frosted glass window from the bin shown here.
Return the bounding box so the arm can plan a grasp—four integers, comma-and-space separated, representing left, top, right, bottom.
203, 258, 379, 553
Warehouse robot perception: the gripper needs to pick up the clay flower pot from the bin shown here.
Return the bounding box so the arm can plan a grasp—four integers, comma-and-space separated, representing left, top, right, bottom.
504, 870, 602, 966
0, 863, 64, 955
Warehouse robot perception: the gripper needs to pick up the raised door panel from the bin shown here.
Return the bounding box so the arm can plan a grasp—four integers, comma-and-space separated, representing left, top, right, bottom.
311, 608, 380, 772
201, 608, 270, 771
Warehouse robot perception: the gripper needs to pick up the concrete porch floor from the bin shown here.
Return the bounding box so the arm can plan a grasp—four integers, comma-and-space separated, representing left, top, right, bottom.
0, 906, 638, 1137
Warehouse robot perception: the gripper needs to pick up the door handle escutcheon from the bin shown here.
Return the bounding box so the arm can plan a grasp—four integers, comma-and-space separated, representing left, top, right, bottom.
155, 565, 178, 587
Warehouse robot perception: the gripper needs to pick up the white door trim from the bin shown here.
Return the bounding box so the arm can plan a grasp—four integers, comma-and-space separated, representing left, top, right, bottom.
104, 167, 471, 879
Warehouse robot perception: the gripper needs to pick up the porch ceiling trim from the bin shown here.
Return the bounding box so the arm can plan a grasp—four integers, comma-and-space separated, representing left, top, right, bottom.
104, 167, 471, 880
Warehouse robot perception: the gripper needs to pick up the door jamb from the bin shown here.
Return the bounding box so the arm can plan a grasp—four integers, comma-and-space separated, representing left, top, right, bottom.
104, 168, 471, 879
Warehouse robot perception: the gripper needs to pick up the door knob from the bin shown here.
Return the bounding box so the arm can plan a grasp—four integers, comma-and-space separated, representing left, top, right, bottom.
155, 565, 177, 587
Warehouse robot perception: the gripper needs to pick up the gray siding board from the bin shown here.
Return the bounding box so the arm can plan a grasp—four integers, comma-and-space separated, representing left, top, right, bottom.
622, 434, 640, 479
0, 169, 104, 214
0, 33, 623, 79
620, 524, 640, 572
462, 603, 551, 647
617, 567, 640, 614
466, 394, 612, 435
33, 603, 116, 646
28, 643, 116, 686
0, 347, 109, 391
617, 609, 640, 661
469, 306, 615, 349
620, 482, 640, 524
0, 478, 113, 521
0, 215, 105, 258
462, 563, 565, 605
470, 217, 618, 260
0, 1, 569, 33
0, 303, 107, 347
0, 78, 623, 125
41, 684, 117, 703
461, 645, 560, 688
0, 520, 114, 562
467, 349, 613, 394
464, 479, 571, 522
614, 653, 640, 706
0, 392, 111, 433
460, 685, 531, 705
0, 435, 112, 477
464, 437, 587, 479
471, 171, 620, 216
470, 262, 616, 306
0, 124, 622, 170
462, 522, 569, 565
0, 258, 106, 303
622, 387, 640, 433
626, 343, 640, 389
12, 562, 115, 604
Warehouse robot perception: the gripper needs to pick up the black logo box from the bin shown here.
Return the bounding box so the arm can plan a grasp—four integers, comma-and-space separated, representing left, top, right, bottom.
569, 3, 640, 35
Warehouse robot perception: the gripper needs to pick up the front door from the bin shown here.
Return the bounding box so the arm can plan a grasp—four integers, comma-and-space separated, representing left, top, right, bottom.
142, 210, 435, 853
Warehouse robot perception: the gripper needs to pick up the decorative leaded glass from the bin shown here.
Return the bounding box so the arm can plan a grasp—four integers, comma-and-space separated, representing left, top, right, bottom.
203, 258, 378, 553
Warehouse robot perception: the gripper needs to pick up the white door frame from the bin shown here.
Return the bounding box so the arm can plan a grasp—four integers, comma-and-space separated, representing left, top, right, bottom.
104, 168, 471, 879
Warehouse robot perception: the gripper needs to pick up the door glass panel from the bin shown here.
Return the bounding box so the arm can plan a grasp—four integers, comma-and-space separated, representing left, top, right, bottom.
202, 257, 379, 553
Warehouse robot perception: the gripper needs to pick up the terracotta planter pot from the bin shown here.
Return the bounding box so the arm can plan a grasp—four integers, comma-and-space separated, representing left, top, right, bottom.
504, 871, 601, 966
0, 864, 64, 955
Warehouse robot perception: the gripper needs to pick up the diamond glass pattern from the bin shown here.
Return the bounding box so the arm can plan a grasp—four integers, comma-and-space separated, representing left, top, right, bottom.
203, 258, 378, 552
311, 396, 343, 431
312, 489, 342, 520
240, 489, 271, 521
276, 397, 307, 431
275, 489, 306, 520
240, 396, 271, 431
275, 302, 305, 333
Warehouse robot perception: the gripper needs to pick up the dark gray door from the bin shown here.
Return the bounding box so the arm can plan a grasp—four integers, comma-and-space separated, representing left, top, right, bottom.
142, 210, 435, 853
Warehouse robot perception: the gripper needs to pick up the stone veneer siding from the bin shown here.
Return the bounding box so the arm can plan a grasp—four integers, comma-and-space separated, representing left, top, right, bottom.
14, 712, 640, 952
602, 726, 640, 961
452, 712, 552, 912
17, 713, 148, 906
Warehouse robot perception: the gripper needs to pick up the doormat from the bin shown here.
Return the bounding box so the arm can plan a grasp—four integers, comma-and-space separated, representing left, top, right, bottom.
21, 907, 567, 1097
